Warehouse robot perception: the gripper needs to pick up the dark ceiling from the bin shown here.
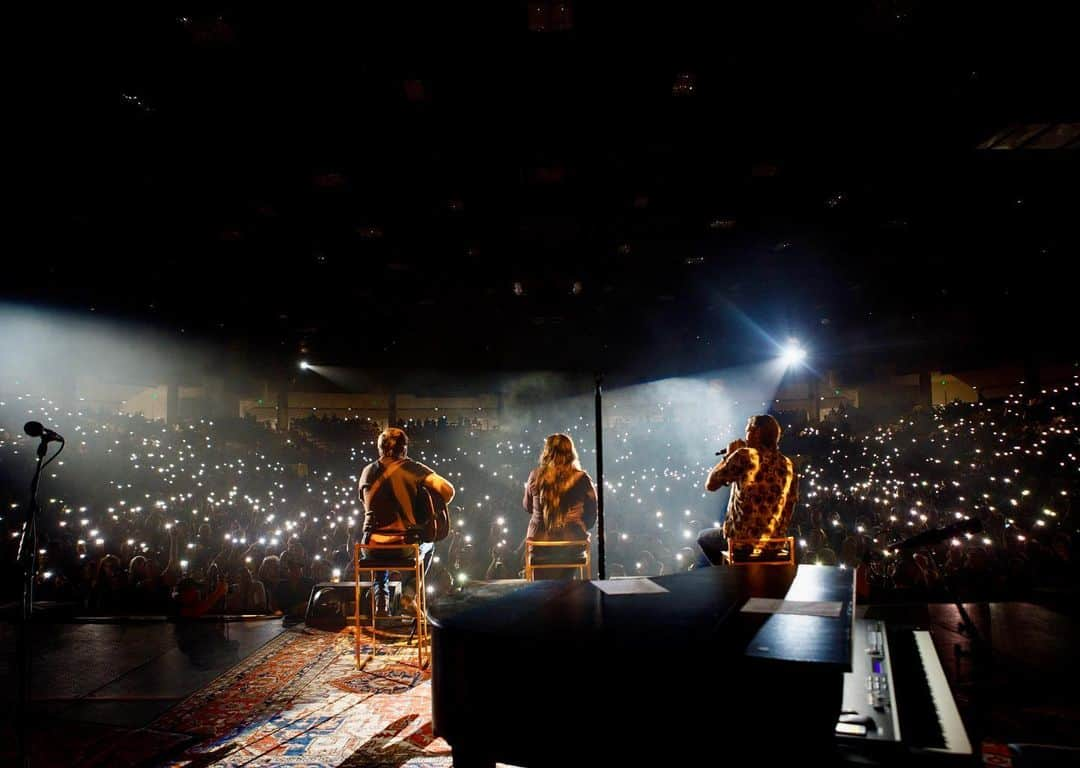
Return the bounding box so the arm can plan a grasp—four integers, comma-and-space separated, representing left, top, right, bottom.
22, 2, 1079, 379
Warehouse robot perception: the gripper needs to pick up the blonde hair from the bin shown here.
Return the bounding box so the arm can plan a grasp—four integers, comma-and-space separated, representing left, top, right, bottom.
533, 433, 581, 532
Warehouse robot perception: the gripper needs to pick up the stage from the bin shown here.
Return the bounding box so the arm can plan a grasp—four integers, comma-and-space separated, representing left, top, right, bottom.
0, 617, 454, 768
1, 592, 1078, 767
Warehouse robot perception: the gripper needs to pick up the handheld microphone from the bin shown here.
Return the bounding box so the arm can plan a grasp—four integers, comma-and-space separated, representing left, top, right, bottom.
24, 421, 64, 443
715, 439, 748, 456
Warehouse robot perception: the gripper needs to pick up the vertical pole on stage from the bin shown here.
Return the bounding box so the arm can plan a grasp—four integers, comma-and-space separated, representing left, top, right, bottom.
17, 438, 50, 768
594, 374, 606, 580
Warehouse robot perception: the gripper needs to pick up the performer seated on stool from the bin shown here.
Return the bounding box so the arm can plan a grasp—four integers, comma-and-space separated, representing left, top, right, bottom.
697, 414, 799, 565
358, 427, 455, 614
523, 433, 597, 578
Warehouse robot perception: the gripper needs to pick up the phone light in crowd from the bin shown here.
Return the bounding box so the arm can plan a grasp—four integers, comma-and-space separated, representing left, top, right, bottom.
180, 559, 188, 569
331, 568, 341, 582
780, 340, 807, 367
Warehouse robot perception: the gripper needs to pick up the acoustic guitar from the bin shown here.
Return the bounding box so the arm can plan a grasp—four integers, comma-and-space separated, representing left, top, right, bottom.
416, 485, 451, 543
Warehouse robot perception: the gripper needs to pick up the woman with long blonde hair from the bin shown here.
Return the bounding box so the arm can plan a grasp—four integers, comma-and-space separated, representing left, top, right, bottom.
523, 433, 597, 541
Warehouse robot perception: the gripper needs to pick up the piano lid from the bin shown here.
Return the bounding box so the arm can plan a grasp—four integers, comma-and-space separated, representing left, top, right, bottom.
744, 564, 855, 671
427, 564, 853, 672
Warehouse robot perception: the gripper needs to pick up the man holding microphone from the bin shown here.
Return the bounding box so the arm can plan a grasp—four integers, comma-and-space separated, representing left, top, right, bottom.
697, 414, 799, 565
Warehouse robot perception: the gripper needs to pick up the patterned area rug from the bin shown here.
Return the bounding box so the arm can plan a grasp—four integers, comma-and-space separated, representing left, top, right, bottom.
153, 627, 342, 740
161, 629, 456, 768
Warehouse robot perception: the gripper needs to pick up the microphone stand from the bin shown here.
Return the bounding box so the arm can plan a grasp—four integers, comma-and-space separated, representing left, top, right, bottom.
887, 519, 990, 660
928, 545, 991, 667
15, 438, 50, 768
877, 525, 993, 666
594, 373, 606, 580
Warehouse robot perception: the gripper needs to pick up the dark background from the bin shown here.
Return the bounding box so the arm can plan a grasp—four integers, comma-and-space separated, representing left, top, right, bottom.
19, 2, 1079, 379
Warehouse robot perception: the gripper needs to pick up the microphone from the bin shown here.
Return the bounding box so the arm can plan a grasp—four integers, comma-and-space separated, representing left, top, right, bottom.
715, 439, 748, 456
24, 421, 64, 443
895, 518, 982, 551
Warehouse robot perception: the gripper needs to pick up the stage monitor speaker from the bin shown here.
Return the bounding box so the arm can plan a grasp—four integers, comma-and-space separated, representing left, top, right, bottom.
304, 582, 400, 630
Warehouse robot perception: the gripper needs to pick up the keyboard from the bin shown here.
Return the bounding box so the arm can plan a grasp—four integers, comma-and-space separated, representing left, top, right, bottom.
837, 618, 972, 758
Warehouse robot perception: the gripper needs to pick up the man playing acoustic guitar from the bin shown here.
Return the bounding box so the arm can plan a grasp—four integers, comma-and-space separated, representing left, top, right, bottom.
358, 427, 455, 615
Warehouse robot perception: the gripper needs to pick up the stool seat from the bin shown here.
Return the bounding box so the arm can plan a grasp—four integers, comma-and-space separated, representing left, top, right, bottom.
357, 557, 418, 570
354, 542, 428, 668
525, 535, 592, 581
722, 536, 796, 566
526, 545, 589, 565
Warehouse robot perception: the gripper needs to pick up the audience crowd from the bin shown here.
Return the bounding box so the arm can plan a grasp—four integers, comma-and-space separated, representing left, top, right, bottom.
1, 374, 1076, 618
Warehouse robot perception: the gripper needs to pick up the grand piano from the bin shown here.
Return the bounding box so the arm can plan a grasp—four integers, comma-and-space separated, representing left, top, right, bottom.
428, 564, 1079, 766
428, 564, 856, 767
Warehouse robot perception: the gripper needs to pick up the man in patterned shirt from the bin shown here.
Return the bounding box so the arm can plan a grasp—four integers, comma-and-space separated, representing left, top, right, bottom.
697, 414, 798, 565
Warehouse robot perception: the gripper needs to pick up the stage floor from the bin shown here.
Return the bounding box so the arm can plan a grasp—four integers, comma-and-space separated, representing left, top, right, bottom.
1, 619, 286, 728
2, 599, 1078, 767
1, 618, 459, 768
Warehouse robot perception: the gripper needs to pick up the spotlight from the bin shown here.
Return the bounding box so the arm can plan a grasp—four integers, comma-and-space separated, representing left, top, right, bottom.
299, 360, 310, 371
780, 341, 807, 367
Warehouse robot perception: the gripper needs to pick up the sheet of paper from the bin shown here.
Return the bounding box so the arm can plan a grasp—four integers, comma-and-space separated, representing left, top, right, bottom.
591, 578, 669, 595
740, 597, 843, 618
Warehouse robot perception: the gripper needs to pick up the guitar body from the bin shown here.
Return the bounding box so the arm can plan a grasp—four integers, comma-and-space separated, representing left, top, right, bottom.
416, 485, 451, 542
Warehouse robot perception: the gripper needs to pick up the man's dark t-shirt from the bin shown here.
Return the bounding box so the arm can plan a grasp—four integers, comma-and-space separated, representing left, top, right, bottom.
358, 457, 434, 536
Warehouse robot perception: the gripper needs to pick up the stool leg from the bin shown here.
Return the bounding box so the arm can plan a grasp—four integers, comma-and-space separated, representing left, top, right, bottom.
370, 573, 377, 653
354, 548, 361, 669
415, 563, 423, 668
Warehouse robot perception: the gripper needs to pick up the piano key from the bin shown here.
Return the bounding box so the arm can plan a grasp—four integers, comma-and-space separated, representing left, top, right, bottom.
886, 627, 944, 748
913, 630, 973, 755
